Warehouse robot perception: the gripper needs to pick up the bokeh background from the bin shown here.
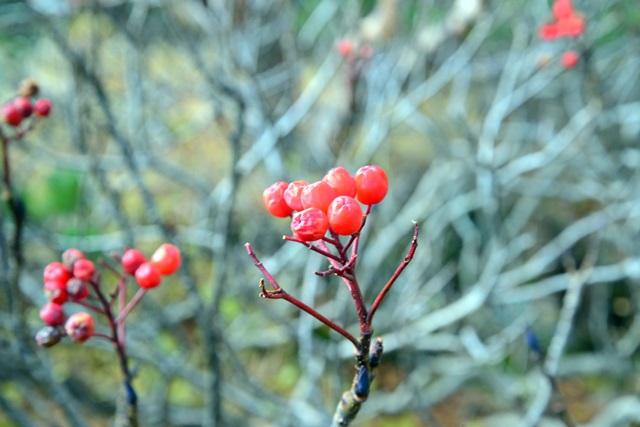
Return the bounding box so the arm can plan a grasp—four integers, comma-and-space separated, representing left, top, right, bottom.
1, 0, 640, 426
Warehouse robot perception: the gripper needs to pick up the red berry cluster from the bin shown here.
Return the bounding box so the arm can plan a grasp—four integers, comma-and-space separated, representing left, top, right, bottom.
538, 0, 585, 69
263, 165, 388, 242
1, 95, 51, 128
35, 244, 181, 347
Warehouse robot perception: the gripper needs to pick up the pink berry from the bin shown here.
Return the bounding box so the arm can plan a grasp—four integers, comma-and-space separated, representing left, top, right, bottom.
561, 50, 580, 69
301, 181, 337, 213
552, 0, 574, 21
263, 181, 294, 218
354, 165, 388, 205
39, 302, 66, 326
291, 207, 329, 242
336, 39, 353, 58
33, 98, 52, 117
121, 248, 147, 275
327, 196, 363, 236
65, 312, 95, 343
135, 262, 162, 289
73, 258, 95, 282
44, 281, 68, 305
2, 102, 22, 126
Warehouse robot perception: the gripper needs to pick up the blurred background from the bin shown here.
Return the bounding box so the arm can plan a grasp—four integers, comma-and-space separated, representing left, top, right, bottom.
0, 0, 639, 426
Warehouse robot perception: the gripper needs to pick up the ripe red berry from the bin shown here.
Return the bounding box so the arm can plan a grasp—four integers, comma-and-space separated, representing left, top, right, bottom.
33, 98, 52, 117
121, 248, 147, 275
43, 262, 72, 286
39, 302, 66, 326
73, 258, 95, 282
283, 180, 308, 211
66, 278, 90, 301
323, 167, 357, 198
539, 23, 559, 40
556, 15, 585, 37
150, 243, 181, 275
13, 96, 32, 118
552, 0, 574, 21
44, 281, 68, 304
327, 196, 363, 235
291, 207, 329, 242
62, 248, 85, 271
561, 50, 580, 69
65, 312, 95, 343
354, 165, 388, 205
2, 102, 22, 127
263, 181, 294, 218
301, 181, 337, 213
135, 262, 162, 289
336, 39, 353, 58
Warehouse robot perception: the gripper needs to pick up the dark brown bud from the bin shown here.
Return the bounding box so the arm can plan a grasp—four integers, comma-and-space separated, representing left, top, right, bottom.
35, 325, 64, 347
18, 79, 39, 98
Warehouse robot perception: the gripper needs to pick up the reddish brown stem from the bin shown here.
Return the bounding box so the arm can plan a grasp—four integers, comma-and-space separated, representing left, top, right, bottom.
283, 236, 342, 262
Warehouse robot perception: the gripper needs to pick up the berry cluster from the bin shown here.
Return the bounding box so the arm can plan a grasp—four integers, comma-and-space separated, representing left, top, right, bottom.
35, 244, 181, 347
538, 0, 585, 69
263, 165, 388, 242
1, 80, 51, 128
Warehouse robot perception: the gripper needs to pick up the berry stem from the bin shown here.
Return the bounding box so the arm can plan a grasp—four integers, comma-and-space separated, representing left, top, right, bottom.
283, 235, 342, 262
74, 300, 106, 314
367, 222, 419, 323
115, 288, 146, 325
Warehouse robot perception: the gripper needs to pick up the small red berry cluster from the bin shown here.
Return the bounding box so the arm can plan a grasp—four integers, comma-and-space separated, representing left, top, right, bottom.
1, 80, 51, 128
539, 0, 585, 69
263, 165, 388, 242
35, 244, 181, 348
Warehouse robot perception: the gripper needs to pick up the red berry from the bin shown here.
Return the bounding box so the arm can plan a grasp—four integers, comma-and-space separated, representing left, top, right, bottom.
552, 0, 574, 21
263, 181, 294, 218
539, 23, 559, 40
2, 102, 22, 126
327, 196, 363, 235
323, 167, 357, 198
33, 98, 52, 117
354, 165, 388, 205
43, 262, 72, 286
13, 96, 32, 118
336, 39, 353, 58
150, 243, 181, 275
556, 15, 585, 37
561, 50, 580, 69
301, 181, 337, 213
73, 258, 95, 282
66, 278, 90, 301
121, 248, 147, 275
283, 180, 308, 211
39, 302, 66, 326
62, 248, 85, 271
44, 280, 68, 304
135, 262, 162, 289
65, 312, 95, 343
291, 207, 329, 242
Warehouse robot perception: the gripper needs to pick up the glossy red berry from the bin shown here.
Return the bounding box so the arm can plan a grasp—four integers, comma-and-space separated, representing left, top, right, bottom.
561, 50, 580, 69
323, 167, 357, 198
73, 258, 95, 282
327, 196, 363, 235
2, 102, 22, 127
121, 248, 147, 275
283, 180, 308, 211
43, 261, 72, 285
135, 262, 162, 289
65, 312, 95, 343
263, 181, 294, 218
39, 302, 66, 326
44, 281, 68, 304
62, 248, 85, 271
354, 165, 388, 205
150, 243, 181, 275
291, 207, 329, 242
66, 278, 89, 301
33, 98, 52, 117
13, 96, 32, 118
301, 181, 337, 213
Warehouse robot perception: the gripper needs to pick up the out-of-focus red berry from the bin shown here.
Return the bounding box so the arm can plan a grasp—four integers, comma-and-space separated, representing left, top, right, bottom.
263, 181, 294, 218
40, 302, 66, 326
62, 248, 85, 271
66, 278, 90, 301
73, 258, 95, 282
283, 180, 308, 211
121, 248, 147, 275
327, 196, 363, 236
539, 23, 559, 40
44, 281, 68, 304
552, 0, 574, 21
2, 102, 22, 127
556, 15, 585, 37
354, 165, 388, 205
359, 44, 374, 60
291, 208, 329, 242
65, 312, 95, 343
301, 181, 337, 213
135, 262, 162, 289
13, 96, 32, 118
336, 39, 353, 58
150, 243, 181, 275
323, 167, 357, 198
43, 261, 72, 285
561, 50, 580, 69
33, 98, 52, 117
